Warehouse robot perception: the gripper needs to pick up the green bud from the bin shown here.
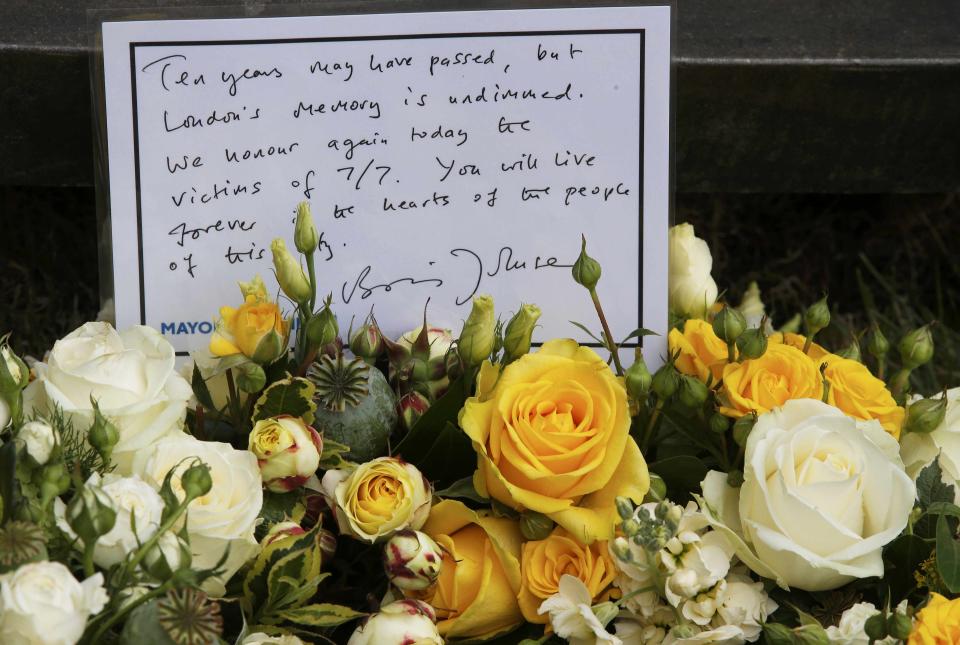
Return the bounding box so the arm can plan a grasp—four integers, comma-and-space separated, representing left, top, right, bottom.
625, 350, 653, 400
235, 362, 266, 393
836, 337, 862, 362
592, 601, 619, 628
143, 532, 191, 582
306, 298, 339, 348
671, 625, 698, 640
863, 612, 888, 641
458, 295, 496, 367
251, 327, 287, 365
736, 327, 768, 360
571, 235, 602, 291
867, 324, 890, 359
904, 393, 948, 434
0, 337, 29, 390
762, 623, 795, 645
616, 496, 635, 520
520, 511, 555, 541
610, 536, 632, 561
712, 306, 747, 344
181, 461, 213, 499
727, 469, 744, 487
350, 321, 383, 362
651, 364, 681, 399
733, 413, 756, 447
803, 296, 831, 337
794, 624, 830, 645
67, 484, 117, 546
270, 238, 312, 305
900, 324, 935, 370
679, 375, 709, 408
887, 611, 913, 641
621, 518, 642, 537
644, 474, 667, 503
88, 400, 119, 463
294, 201, 320, 254
502, 303, 541, 364
39, 462, 69, 508
709, 413, 730, 434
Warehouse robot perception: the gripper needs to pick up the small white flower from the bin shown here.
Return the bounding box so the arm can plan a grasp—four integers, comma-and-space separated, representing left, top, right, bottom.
241, 632, 307, 645
825, 601, 903, 645
18, 420, 56, 465
665, 623, 745, 645
539, 575, 622, 645
715, 573, 777, 642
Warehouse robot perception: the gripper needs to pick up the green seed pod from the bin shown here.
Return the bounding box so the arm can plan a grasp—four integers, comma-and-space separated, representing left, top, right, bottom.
678, 375, 709, 408
625, 351, 653, 400
904, 394, 948, 434
803, 296, 831, 337
712, 306, 747, 344
736, 327, 768, 360
709, 413, 730, 435
306, 299, 339, 348
900, 324, 935, 370
867, 324, 890, 360
180, 462, 213, 499
651, 364, 681, 399
863, 612, 888, 641
887, 611, 913, 641
571, 236, 602, 291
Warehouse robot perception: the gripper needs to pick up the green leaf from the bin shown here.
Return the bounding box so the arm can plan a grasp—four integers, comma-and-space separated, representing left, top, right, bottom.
619, 328, 660, 344
244, 524, 322, 610
918, 458, 956, 507
926, 502, 960, 518
393, 375, 469, 461
417, 421, 477, 490
253, 377, 318, 425
191, 363, 216, 411
435, 476, 489, 504
256, 491, 306, 541
936, 514, 960, 593
884, 533, 933, 599
568, 321, 604, 344
277, 603, 364, 627
318, 439, 351, 470
650, 456, 710, 503
0, 441, 16, 523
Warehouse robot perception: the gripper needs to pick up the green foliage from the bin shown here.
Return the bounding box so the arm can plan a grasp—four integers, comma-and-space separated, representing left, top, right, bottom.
435, 476, 489, 504
274, 603, 364, 628
317, 438, 351, 470
649, 456, 710, 504
253, 376, 317, 425
936, 515, 960, 593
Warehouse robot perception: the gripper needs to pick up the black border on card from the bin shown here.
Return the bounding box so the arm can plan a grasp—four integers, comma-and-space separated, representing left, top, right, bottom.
125, 27, 647, 356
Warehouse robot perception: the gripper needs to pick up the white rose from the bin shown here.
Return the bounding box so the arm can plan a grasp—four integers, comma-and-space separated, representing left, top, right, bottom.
55, 472, 164, 569
348, 599, 443, 645
700, 399, 915, 591
23, 322, 193, 474
901, 388, 960, 504
715, 573, 777, 642
665, 624, 745, 645
538, 575, 622, 645
132, 434, 262, 596
825, 601, 904, 645
241, 632, 307, 645
0, 561, 108, 645
615, 607, 675, 645
0, 398, 9, 429
18, 420, 56, 465
669, 223, 718, 319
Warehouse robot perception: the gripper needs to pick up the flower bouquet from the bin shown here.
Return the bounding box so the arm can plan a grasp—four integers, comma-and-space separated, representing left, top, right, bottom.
2, 205, 959, 645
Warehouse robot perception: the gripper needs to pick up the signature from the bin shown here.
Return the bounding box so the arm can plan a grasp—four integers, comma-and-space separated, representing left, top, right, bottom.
341, 265, 443, 304
449, 246, 572, 305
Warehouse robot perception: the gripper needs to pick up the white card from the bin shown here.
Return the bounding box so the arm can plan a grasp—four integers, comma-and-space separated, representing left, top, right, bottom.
100, 7, 671, 363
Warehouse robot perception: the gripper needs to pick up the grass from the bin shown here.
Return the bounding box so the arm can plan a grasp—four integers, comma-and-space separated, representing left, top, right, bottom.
2, 186, 958, 392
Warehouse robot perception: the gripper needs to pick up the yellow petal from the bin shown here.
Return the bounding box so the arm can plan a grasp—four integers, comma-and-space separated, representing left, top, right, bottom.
209, 332, 240, 357
547, 438, 648, 543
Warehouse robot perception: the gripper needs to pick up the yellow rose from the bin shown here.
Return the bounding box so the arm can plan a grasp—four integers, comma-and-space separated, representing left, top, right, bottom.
248, 416, 323, 492
210, 276, 289, 365
909, 593, 960, 645
415, 500, 523, 640
460, 339, 648, 543
517, 527, 617, 623
820, 354, 904, 439
768, 332, 829, 361
668, 319, 730, 382
719, 343, 822, 417
320, 457, 431, 543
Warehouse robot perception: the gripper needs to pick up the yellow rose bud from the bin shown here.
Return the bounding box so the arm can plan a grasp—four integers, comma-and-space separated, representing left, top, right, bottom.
270, 238, 312, 305
502, 303, 541, 365
820, 354, 904, 438
413, 500, 523, 640
668, 319, 729, 383
248, 416, 323, 492
908, 593, 960, 645
209, 280, 290, 365
458, 294, 496, 367
719, 343, 822, 418
321, 457, 432, 543
517, 527, 617, 623
294, 201, 320, 255
460, 339, 648, 542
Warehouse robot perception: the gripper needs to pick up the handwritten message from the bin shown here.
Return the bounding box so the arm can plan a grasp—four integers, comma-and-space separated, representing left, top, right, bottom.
101, 8, 671, 358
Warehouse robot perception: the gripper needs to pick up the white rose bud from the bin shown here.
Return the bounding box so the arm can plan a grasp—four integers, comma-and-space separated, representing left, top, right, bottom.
0, 561, 108, 645
248, 416, 323, 493
383, 529, 443, 591
143, 531, 190, 581
669, 223, 719, 319
18, 420, 56, 465
242, 633, 308, 645
347, 599, 442, 645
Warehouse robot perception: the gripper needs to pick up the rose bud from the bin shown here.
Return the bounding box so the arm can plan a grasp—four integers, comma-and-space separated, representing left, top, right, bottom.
143, 531, 190, 582
248, 417, 322, 493
398, 391, 431, 432
458, 295, 496, 368
270, 238, 311, 306
347, 599, 441, 645
350, 320, 384, 363
294, 200, 319, 255
502, 304, 541, 365
383, 529, 444, 591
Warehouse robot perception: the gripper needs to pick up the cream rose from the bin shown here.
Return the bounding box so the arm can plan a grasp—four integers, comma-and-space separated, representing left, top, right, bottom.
23, 322, 192, 474
669, 223, 718, 319
348, 599, 443, 645
0, 561, 108, 645
901, 387, 960, 504
18, 420, 56, 465
132, 434, 262, 596
55, 472, 164, 569
700, 399, 914, 591
322, 457, 431, 543
248, 416, 322, 492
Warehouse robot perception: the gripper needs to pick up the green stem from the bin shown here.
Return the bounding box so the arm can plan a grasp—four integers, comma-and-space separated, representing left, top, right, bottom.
719, 432, 730, 471
224, 368, 243, 428
727, 342, 736, 364
82, 543, 96, 579
305, 251, 317, 313
641, 399, 665, 455
124, 496, 195, 577
85, 581, 172, 644
589, 288, 623, 376
877, 356, 886, 381
802, 335, 813, 356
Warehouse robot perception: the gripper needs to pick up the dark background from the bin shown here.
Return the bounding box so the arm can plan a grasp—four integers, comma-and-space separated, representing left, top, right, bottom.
2, 0, 959, 390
